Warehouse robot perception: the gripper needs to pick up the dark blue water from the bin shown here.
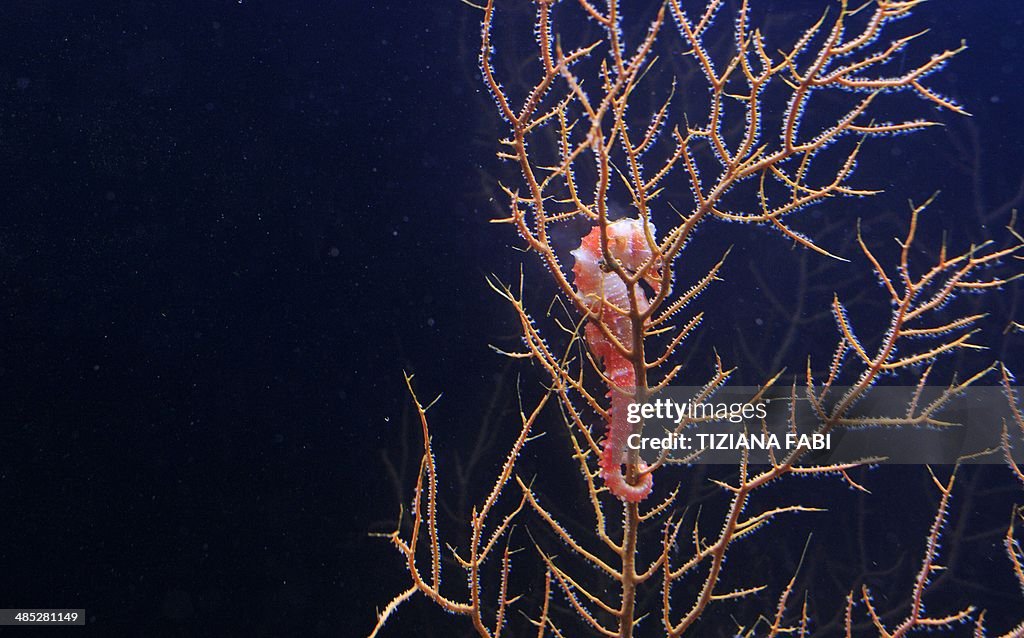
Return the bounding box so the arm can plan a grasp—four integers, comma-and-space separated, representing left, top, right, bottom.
1, 1, 1022, 635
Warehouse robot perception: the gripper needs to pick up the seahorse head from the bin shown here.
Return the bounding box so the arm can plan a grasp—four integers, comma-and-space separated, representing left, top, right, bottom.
604, 218, 654, 272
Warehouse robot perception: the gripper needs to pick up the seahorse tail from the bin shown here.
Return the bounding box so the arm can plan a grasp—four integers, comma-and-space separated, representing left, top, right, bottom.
598, 363, 654, 503
599, 445, 653, 503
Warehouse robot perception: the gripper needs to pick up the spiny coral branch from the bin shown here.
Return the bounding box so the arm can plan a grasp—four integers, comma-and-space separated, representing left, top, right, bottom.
373, 1, 1024, 635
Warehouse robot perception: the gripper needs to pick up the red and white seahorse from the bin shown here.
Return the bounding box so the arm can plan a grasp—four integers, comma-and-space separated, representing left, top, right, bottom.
571, 218, 657, 503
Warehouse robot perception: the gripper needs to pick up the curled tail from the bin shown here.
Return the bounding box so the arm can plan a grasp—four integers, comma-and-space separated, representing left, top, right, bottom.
591, 331, 653, 502
598, 379, 653, 502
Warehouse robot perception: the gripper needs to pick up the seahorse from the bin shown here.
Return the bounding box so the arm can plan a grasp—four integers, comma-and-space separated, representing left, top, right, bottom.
570, 218, 655, 503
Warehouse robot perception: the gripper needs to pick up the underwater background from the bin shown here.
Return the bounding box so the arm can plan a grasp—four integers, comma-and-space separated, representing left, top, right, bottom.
1, 0, 1024, 635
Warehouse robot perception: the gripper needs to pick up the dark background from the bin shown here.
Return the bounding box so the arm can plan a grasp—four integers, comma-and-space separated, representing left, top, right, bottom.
0, 1, 1022, 636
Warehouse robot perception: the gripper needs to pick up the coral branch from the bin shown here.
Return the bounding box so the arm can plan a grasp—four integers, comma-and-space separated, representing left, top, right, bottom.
373, 1, 1024, 635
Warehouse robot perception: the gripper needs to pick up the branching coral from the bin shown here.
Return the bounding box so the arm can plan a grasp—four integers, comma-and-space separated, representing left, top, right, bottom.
371, 2, 1024, 636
